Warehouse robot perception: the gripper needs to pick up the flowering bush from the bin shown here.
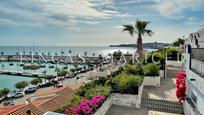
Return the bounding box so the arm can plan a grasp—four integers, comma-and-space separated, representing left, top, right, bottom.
176, 70, 186, 102
65, 96, 105, 115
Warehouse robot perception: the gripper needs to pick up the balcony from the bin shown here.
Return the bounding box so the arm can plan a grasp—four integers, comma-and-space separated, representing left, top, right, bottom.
190, 58, 204, 78
191, 48, 204, 62
190, 48, 204, 78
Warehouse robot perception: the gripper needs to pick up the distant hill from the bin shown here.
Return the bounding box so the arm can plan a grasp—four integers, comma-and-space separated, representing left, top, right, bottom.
109, 42, 171, 49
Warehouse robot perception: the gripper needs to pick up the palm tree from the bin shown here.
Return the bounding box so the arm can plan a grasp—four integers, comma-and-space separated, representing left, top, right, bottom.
122, 19, 153, 55
0, 52, 3, 55
84, 52, 87, 57
68, 50, 72, 55
60, 51, 64, 62
42, 69, 47, 76
92, 53, 95, 57
23, 51, 26, 55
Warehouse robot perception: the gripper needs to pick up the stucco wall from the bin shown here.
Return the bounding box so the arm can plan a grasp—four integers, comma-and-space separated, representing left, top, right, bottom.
185, 53, 204, 115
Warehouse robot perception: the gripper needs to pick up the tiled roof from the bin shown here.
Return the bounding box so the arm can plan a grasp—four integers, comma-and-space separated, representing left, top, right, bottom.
0, 105, 24, 115
55, 87, 75, 98
6, 103, 45, 115
31, 96, 53, 106
37, 95, 70, 112
36, 86, 75, 112
3, 86, 76, 114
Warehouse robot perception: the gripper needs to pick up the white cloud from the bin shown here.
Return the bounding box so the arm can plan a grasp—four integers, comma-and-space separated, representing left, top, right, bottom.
0, 0, 118, 27
185, 17, 204, 26
156, 0, 204, 17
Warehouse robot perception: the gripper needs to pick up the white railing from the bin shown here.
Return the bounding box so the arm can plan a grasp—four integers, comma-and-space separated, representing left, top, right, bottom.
191, 59, 204, 76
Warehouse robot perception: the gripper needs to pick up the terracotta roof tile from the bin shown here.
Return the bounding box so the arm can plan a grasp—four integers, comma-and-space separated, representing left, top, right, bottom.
5, 85, 77, 114
6, 104, 45, 115
55, 87, 75, 98
37, 95, 70, 112
0, 105, 24, 115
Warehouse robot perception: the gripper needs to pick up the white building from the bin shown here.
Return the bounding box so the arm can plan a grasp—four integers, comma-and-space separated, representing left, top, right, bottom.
184, 28, 204, 115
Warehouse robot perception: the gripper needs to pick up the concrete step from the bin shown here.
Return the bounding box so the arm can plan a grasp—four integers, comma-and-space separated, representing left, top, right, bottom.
141, 98, 184, 114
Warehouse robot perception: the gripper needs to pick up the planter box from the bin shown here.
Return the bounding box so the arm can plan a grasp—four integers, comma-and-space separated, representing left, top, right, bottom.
95, 84, 144, 115
95, 96, 113, 115
143, 70, 164, 87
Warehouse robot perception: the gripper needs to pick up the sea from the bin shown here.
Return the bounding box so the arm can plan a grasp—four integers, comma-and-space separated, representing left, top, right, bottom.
0, 46, 157, 90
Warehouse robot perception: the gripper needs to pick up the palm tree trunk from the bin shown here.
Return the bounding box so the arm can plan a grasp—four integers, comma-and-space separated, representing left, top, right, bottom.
137, 33, 143, 55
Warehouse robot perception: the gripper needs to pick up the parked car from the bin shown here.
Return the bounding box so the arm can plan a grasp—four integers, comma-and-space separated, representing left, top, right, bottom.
56, 83, 63, 88
38, 82, 54, 88
0, 96, 5, 103
12, 92, 24, 98
3, 100, 14, 106
24, 86, 37, 93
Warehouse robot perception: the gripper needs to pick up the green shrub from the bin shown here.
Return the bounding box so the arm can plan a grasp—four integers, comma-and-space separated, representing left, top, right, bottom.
76, 82, 96, 97
123, 64, 143, 75
69, 95, 83, 107
142, 63, 159, 76
111, 74, 143, 94
166, 48, 181, 60
84, 85, 111, 98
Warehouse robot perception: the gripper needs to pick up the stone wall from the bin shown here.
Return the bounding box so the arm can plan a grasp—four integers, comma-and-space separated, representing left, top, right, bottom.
94, 96, 113, 115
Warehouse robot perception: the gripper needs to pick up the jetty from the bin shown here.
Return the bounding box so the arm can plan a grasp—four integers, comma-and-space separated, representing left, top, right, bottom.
0, 70, 49, 78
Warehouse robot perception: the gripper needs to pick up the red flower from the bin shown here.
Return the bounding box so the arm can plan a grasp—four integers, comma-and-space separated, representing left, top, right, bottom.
176, 70, 186, 102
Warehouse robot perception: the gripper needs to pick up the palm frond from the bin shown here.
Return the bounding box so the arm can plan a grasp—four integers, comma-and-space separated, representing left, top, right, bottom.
145, 29, 153, 36
122, 24, 135, 36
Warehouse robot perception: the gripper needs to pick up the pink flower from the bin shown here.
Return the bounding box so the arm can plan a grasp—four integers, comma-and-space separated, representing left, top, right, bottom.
65, 96, 105, 115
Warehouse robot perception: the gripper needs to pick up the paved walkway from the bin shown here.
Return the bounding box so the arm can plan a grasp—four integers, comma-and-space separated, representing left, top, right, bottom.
106, 105, 149, 115
142, 78, 178, 101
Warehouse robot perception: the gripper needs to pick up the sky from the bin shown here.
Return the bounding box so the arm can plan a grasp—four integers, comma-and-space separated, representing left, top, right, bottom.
0, 0, 204, 46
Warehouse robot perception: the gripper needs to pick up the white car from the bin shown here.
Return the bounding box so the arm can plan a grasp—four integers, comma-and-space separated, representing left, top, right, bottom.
12, 92, 24, 98
24, 86, 37, 93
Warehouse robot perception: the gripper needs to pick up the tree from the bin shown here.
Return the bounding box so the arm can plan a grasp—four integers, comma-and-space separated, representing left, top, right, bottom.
42, 70, 47, 76
84, 52, 87, 57
1, 52, 4, 56
122, 19, 153, 56
15, 81, 29, 91
92, 53, 95, 57
68, 50, 72, 56
57, 69, 68, 77
173, 38, 185, 46
61, 51, 64, 61
30, 79, 39, 86
30, 78, 42, 86
46, 75, 55, 82
0, 88, 10, 98
37, 78, 43, 85
55, 67, 60, 75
